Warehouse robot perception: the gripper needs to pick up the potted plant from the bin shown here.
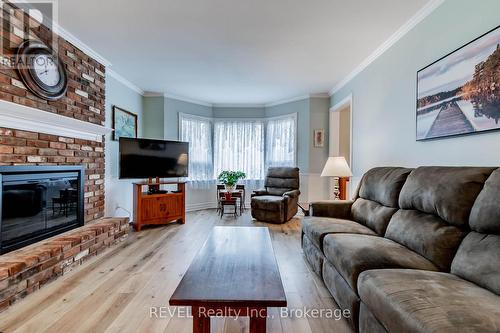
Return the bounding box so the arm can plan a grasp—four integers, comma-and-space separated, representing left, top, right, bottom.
218, 170, 246, 192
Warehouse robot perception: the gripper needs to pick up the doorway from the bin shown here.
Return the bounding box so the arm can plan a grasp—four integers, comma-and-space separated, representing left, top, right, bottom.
329, 94, 353, 198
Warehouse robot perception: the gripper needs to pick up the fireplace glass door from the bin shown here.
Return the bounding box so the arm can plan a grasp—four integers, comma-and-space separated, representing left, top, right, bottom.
1, 172, 80, 249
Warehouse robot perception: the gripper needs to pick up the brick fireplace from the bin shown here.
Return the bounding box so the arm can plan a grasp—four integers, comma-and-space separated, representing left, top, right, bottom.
0, 165, 85, 254
0, 128, 105, 222
0, 2, 129, 312
0, 1, 107, 224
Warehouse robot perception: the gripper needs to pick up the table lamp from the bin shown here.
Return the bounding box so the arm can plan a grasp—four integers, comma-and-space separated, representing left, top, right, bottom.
320, 156, 352, 200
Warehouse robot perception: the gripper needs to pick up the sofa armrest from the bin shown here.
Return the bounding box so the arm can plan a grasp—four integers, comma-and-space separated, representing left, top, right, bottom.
310, 200, 354, 219
252, 189, 268, 197
283, 189, 300, 198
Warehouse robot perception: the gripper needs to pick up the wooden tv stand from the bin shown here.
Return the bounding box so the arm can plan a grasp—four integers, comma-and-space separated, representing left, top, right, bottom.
133, 181, 186, 231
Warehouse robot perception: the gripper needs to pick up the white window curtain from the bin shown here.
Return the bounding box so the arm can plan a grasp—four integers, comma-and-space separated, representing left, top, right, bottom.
213, 120, 265, 183
265, 114, 297, 169
179, 114, 213, 186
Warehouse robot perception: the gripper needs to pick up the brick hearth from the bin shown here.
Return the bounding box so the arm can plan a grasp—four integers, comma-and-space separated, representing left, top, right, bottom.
0, 217, 129, 312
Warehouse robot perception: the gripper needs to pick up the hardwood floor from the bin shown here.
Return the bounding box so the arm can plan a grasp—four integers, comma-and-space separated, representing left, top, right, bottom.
0, 210, 353, 333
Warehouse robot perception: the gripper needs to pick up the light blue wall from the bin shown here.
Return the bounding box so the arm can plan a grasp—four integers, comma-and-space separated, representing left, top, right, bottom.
141, 96, 330, 175
213, 106, 266, 118
265, 98, 311, 172
331, 0, 500, 179
164, 97, 213, 140
105, 74, 144, 217
309, 97, 330, 174
142, 96, 164, 139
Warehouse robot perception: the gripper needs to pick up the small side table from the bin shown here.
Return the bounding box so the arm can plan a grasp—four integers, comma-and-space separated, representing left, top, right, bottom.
220, 198, 238, 218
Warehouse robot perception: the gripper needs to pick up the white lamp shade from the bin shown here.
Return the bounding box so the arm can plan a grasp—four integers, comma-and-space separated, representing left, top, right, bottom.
320, 156, 353, 177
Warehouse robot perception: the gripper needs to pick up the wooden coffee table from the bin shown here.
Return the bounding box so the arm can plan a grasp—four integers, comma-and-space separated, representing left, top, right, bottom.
169, 226, 287, 333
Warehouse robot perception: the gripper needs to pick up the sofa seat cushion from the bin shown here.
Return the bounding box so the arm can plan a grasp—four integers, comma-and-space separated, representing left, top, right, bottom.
302, 217, 376, 251
358, 269, 500, 333
251, 195, 284, 211
323, 234, 438, 291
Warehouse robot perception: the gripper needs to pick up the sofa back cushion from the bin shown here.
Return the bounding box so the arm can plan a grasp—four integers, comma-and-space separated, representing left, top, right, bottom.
358, 167, 413, 207
469, 168, 500, 234
451, 168, 500, 295
451, 232, 500, 295
351, 167, 412, 235
398, 166, 495, 226
385, 166, 495, 271
385, 210, 466, 271
265, 167, 299, 196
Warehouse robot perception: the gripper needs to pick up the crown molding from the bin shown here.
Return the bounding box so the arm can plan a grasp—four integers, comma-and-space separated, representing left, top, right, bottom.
145, 93, 329, 108
53, 25, 112, 67
328, 0, 445, 96
212, 103, 265, 108
11, 0, 112, 67
107, 69, 144, 95
264, 95, 310, 107
143, 91, 164, 97
310, 92, 330, 98
263, 93, 329, 107
163, 93, 213, 107
0, 99, 111, 142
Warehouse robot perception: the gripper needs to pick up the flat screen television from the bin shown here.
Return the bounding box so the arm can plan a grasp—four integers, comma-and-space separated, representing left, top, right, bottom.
119, 138, 189, 179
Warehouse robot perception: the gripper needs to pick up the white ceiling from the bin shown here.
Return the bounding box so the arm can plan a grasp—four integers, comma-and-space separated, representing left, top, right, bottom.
58, 0, 431, 105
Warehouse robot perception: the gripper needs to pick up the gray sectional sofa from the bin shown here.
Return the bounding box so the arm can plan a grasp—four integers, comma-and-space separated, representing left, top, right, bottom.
301, 166, 500, 332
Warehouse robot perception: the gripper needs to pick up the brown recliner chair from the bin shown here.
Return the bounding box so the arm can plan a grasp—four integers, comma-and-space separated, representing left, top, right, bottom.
251, 167, 300, 223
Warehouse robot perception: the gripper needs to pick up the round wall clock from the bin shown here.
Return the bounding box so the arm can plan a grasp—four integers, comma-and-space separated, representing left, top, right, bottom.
16, 40, 68, 100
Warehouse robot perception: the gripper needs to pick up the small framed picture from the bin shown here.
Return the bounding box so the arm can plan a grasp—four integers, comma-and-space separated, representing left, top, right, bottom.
112, 105, 137, 141
313, 129, 325, 147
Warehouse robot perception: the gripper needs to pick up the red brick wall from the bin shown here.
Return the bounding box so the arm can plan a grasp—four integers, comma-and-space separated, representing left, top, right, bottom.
0, 128, 105, 221
0, 2, 106, 221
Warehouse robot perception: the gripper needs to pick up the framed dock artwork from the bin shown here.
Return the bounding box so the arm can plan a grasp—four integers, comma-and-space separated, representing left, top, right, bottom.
416, 25, 500, 140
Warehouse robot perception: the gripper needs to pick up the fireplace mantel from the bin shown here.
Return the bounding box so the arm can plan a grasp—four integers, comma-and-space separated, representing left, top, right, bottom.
0, 99, 112, 142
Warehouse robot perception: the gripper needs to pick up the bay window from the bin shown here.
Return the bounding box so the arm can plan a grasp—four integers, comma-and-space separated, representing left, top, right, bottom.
265, 114, 297, 168
179, 113, 296, 181
179, 114, 213, 182
213, 120, 265, 180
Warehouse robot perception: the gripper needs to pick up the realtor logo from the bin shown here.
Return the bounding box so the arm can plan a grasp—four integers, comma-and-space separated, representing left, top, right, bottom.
0, 0, 59, 58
